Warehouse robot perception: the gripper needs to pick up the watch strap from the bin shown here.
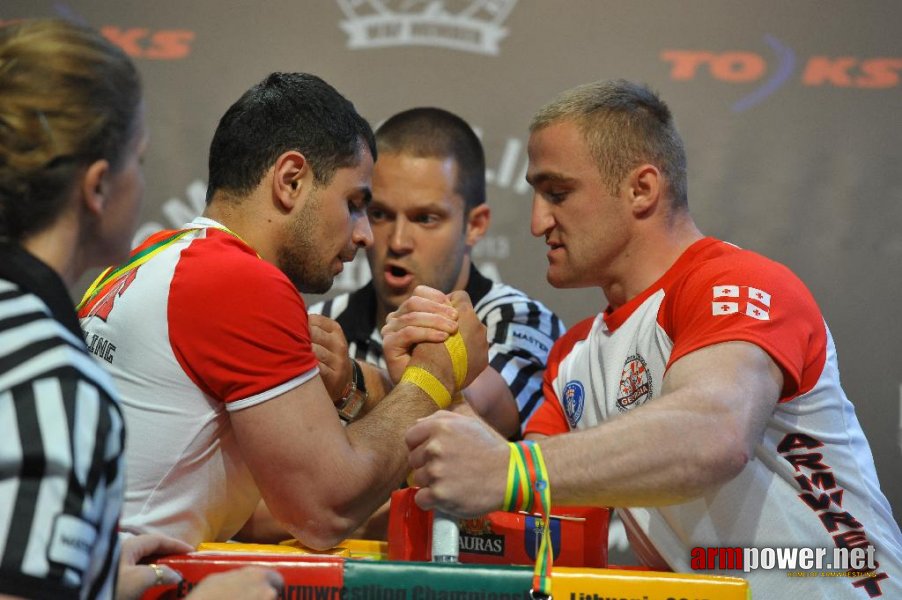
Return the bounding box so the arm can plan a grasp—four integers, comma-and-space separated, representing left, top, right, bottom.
337, 359, 367, 422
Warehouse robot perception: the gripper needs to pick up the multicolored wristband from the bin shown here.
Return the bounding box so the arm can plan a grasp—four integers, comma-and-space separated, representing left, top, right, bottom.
503, 441, 552, 599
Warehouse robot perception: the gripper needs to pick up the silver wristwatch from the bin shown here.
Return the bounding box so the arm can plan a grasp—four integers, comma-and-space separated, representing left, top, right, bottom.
337, 358, 367, 422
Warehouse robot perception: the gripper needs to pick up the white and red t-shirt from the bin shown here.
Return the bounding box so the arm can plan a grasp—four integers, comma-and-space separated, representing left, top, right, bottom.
526, 237, 901, 598
78, 217, 318, 545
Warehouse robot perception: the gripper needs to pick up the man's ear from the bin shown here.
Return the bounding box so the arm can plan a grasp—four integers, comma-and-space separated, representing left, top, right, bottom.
81, 159, 110, 216
626, 164, 662, 217
272, 150, 311, 212
465, 204, 491, 247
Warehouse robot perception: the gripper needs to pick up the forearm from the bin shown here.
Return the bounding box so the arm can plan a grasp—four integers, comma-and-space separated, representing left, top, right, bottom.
539, 342, 782, 508
344, 382, 438, 495
539, 388, 754, 508
458, 366, 520, 439
277, 287, 487, 541
272, 383, 439, 548
361, 362, 521, 439
462, 388, 519, 439
408, 341, 782, 518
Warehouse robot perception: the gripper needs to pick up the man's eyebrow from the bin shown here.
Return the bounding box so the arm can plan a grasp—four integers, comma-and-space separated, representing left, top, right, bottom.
525, 172, 574, 187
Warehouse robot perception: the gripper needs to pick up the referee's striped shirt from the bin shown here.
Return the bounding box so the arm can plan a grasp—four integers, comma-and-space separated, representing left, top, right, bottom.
0, 244, 125, 600
309, 264, 564, 431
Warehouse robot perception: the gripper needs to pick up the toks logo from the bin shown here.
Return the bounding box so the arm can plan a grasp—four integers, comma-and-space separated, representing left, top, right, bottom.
337, 0, 517, 55
1, 8, 194, 60
661, 34, 902, 111
99, 26, 194, 60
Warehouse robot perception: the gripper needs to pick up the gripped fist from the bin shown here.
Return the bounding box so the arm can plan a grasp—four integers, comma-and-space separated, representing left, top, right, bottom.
381, 285, 459, 384
445, 290, 489, 391
405, 410, 509, 517
403, 289, 488, 395
309, 313, 352, 402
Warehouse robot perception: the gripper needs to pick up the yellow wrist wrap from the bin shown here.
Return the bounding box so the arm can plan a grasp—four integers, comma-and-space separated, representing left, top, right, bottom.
401, 366, 452, 409
401, 327, 468, 410
444, 330, 467, 390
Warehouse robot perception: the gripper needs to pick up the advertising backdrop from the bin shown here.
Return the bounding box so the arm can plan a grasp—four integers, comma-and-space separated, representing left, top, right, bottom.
4, 1, 899, 561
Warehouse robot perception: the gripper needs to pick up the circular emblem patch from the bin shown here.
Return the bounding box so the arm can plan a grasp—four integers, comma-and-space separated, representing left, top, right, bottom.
563, 381, 585, 428
616, 354, 653, 413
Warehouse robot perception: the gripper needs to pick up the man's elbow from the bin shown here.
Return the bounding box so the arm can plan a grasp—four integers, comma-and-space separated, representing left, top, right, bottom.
697, 427, 753, 488
292, 518, 356, 551
270, 500, 358, 551
710, 446, 751, 483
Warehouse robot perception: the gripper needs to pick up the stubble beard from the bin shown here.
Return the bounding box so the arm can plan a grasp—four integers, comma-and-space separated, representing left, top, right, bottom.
278, 192, 335, 295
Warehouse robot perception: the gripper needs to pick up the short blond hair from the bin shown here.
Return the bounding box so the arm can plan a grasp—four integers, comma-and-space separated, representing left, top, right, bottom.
531, 79, 688, 209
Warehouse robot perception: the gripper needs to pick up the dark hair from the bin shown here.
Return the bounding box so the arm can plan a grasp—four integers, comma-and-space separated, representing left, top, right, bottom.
206, 72, 376, 202
375, 107, 485, 211
0, 19, 142, 240
531, 79, 688, 209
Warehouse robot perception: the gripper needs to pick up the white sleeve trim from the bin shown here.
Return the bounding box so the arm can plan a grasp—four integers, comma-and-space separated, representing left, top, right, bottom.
225, 367, 320, 412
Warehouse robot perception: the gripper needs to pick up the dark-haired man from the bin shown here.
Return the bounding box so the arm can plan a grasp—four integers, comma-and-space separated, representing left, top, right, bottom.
78, 73, 488, 549
312, 107, 563, 438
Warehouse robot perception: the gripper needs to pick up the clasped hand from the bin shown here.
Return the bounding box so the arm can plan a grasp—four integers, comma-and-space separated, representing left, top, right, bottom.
382, 285, 488, 394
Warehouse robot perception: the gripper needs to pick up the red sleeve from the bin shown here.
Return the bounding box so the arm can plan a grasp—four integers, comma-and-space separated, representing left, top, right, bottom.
659, 250, 827, 402
168, 232, 318, 405
523, 316, 595, 437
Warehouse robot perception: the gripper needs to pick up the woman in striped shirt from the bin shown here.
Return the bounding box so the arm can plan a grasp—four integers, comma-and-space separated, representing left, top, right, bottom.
0, 19, 281, 600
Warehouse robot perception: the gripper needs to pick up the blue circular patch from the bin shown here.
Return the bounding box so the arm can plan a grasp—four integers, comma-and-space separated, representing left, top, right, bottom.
563, 381, 584, 428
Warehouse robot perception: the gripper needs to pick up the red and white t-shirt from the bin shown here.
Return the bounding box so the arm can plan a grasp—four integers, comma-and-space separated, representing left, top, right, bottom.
526, 238, 901, 598
79, 217, 318, 545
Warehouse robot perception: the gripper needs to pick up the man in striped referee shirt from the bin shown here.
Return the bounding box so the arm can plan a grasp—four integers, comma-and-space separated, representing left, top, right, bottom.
310, 108, 564, 438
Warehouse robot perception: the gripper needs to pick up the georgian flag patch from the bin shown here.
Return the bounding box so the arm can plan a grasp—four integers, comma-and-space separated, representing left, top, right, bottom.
712, 285, 771, 320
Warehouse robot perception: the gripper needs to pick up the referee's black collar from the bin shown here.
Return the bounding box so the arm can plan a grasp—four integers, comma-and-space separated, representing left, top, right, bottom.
336, 263, 494, 344
0, 242, 84, 340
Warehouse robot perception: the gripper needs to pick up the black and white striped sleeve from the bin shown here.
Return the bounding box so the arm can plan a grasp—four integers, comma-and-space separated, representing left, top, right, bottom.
307, 293, 384, 365
307, 298, 332, 318
0, 284, 125, 600
474, 284, 564, 431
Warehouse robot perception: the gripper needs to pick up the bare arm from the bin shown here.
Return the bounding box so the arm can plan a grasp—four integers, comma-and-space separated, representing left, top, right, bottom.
230, 288, 488, 549
456, 367, 519, 438
236, 314, 397, 544
236, 293, 463, 544
407, 341, 782, 516
381, 295, 520, 437
357, 359, 520, 439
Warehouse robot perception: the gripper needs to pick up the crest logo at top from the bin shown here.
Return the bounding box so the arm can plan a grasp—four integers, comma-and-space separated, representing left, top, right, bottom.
337, 0, 518, 55
617, 354, 652, 413
563, 380, 584, 429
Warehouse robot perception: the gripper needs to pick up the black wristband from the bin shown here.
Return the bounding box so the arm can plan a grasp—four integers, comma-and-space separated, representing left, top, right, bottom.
351, 357, 366, 394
